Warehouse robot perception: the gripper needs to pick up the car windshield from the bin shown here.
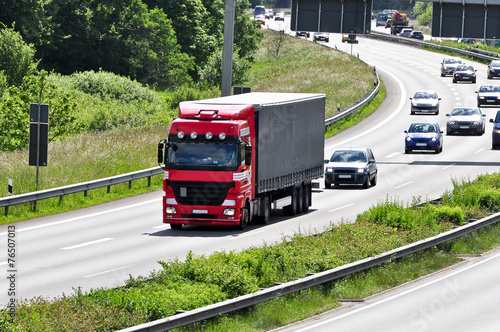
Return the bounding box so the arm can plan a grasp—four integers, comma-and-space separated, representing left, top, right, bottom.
479, 86, 499, 92
445, 58, 461, 64
414, 91, 436, 99
330, 150, 367, 163
491, 61, 500, 68
451, 108, 480, 116
408, 123, 438, 133
457, 65, 473, 71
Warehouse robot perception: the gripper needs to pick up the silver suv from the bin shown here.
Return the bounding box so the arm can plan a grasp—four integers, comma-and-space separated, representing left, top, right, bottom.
441, 57, 463, 77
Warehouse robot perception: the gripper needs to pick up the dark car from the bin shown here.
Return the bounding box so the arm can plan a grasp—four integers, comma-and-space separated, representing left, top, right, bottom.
489, 110, 500, 149
410, 90, 441, 115
453, 65, 477, 83
295, 31, 310, 38
476, 85, 500, 107
324, 148, 377, 189
440, 57, 463, 77
410, 31, 424, 40
487, 60, 500, 79
446, 107, 485, 135
385, 19, 391, 28
404, 122, 443, 154
313, 32, 329, 42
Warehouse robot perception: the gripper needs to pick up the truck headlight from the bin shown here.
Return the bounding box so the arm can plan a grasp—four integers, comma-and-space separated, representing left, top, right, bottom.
165, 206, 177, 214
223, 208, 236, 216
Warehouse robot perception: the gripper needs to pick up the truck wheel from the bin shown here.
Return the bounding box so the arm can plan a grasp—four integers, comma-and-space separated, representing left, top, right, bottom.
238, 205, 249, 230
283, 188, 298, 216
170, 224, 182, 230
303, 185, 311, 213
297, 186, 304, 213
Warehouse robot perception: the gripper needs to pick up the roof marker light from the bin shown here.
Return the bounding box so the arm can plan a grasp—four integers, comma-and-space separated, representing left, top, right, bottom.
190, 132, 197, 139
219, 132, 226, 140
206, 132, 213, 140
177, 131, 184, 139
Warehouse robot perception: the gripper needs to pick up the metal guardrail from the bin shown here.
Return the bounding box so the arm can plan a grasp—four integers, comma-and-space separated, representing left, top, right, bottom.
366, 31, 499, 63
120, 211, 500, 331
0, 167, 163, 215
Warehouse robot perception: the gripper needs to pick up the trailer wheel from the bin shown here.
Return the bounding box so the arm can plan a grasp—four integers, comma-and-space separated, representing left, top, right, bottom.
238, 204, 249, 230
283, 187, 298, 216
297, 185, 304, 213
258, 196, 271, 224
303, 184, 311, 212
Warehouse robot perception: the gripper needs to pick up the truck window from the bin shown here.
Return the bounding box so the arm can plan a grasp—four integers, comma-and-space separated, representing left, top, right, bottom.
167, 142, 239, 170
254, 6, 265, 16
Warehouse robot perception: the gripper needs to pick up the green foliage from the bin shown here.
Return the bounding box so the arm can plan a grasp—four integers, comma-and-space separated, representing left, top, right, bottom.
198, 48, 250, 88
413, 2, 433, 26
0, 70, 78, 151
0, 24, 37, 86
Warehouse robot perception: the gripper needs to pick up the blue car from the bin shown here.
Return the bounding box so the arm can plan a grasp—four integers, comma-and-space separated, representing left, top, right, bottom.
404, 122, 443, 154
490, 110, 500, 149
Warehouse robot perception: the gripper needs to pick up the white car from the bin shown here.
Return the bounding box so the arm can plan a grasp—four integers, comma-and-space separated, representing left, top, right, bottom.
410, 90, 441, 115
275, 12, 285, 21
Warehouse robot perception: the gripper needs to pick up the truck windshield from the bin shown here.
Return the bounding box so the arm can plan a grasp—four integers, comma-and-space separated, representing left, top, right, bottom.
167, 142, 239, 170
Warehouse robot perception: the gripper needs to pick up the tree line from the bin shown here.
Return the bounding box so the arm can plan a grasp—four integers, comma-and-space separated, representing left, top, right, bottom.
0, 0, 263, 89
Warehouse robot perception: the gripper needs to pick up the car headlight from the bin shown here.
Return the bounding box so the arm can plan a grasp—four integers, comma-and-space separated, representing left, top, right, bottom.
406, 137, 412, 141
431, 137, 437, 142
448, 121, 456, 125
473, 121, 480, 125
358, 167, 365, 173
494, 129, 500, 134
479, 96, 485, 99
326, 167, 333, 173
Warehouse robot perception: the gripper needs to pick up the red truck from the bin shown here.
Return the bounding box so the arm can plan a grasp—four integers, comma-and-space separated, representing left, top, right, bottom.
157, 92, 325, 230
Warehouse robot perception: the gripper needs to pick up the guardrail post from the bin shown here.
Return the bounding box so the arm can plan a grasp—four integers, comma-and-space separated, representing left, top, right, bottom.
129, 180, 132, 189
107, 185, 111, 194
5, 206, 8, 216
148, 176, 151, 187
84, 190, 88, 197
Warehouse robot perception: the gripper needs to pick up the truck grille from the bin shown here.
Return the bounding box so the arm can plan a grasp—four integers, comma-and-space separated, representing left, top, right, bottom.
169, 181, 235, 206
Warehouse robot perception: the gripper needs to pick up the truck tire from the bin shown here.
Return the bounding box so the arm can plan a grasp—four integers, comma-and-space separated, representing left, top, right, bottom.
303, 184, 311, 213
283, 187, 298, 216
297, 185, 304, 213
258, 196, 271, 224
238, 204, 249, 230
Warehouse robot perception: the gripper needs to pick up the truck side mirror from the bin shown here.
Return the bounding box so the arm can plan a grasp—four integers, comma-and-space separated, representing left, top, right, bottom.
245, 145, 252, 166
158, 140, 165, 164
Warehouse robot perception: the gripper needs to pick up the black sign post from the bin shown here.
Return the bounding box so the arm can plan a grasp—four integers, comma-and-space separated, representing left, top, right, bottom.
29, 103, 49, 198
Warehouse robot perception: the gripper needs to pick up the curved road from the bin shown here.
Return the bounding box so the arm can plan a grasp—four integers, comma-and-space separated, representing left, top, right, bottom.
1, 19, 500, 311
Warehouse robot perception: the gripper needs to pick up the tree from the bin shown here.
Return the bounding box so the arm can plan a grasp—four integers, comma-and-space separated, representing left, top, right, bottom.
198, 48, 249, 88
0, 70, 78, 151
0, 24, 37, 86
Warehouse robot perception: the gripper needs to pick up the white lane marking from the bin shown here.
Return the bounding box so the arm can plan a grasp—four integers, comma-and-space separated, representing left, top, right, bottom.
292, 250, 500, 332
443, 163, 456, 170
385, 152, 400, 158
230, 229, 266, 240
476, 148, 485, 154
328, 203, 355, 213
62, 237, 114, 250
84, 264, 136, 278
395, 181, 413, 189
0, 198, 162, 236
328, 65, 406, 149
